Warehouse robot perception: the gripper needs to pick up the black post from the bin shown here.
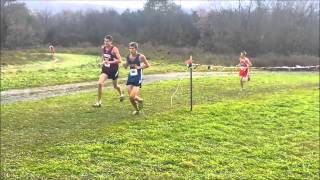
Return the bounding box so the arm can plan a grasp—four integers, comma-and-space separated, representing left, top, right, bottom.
189, 63, 193, 111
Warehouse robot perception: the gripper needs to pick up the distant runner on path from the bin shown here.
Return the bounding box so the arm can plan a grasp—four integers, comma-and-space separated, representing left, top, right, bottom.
237, 51, 252, 91
48, 43, 55, 60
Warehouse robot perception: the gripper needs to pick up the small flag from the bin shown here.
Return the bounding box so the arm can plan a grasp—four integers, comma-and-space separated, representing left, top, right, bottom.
184, 55, 192, 65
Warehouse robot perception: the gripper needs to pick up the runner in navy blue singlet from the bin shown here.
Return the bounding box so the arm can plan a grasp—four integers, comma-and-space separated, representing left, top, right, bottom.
124, 42, 150, 115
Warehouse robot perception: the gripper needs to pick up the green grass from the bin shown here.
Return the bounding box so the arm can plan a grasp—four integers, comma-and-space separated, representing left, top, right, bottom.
1, 51, 246, 91
1, 51, 52, 65
1, 53, 188, 91
1, 46, 237, 65
1, 72, 319, 179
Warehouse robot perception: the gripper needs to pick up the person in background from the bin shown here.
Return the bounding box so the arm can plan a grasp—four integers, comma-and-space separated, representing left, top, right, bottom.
237, 51, 252, 91
48, 43, 55, 60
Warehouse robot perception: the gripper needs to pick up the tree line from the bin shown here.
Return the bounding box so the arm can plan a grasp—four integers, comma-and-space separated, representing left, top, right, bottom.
1, 0, 319, 56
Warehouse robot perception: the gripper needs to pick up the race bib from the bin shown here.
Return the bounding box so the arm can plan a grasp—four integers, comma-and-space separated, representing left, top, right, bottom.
130, 69, 138, 76
103, 54, 111, 59
103, 54, 111, 67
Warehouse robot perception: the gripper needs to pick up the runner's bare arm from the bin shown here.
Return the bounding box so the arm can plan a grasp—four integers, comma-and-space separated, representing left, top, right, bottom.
247, 58, 252, 66
109, 47, 122, 64
138, 55, 150, 69
100, 45, 105, 64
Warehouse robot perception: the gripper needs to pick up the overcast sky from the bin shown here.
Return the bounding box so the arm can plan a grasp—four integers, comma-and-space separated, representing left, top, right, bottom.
20, 0, 240, 13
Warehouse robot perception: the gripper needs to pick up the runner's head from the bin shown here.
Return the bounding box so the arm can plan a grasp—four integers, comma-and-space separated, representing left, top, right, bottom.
129, 42, 138, 54
240, 51, 247, 57
104, 35, 113, 46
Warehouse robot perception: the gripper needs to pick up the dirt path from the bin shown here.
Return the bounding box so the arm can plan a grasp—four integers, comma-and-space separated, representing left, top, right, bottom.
1, 72, 236, 104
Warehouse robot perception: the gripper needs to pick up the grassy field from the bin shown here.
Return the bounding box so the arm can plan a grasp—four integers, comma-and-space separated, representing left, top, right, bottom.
0, 52, 187, 91
1, 72, 319, 179
2, 45, 318, 66
0, 46, 238, 65
2, 47, 318, 91
1, 51, 245, 91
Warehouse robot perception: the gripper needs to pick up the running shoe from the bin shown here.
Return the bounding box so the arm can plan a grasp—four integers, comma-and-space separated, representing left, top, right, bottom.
132, 110, 140, 115
92, 102, 101, 108
119, 94, 125, 102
